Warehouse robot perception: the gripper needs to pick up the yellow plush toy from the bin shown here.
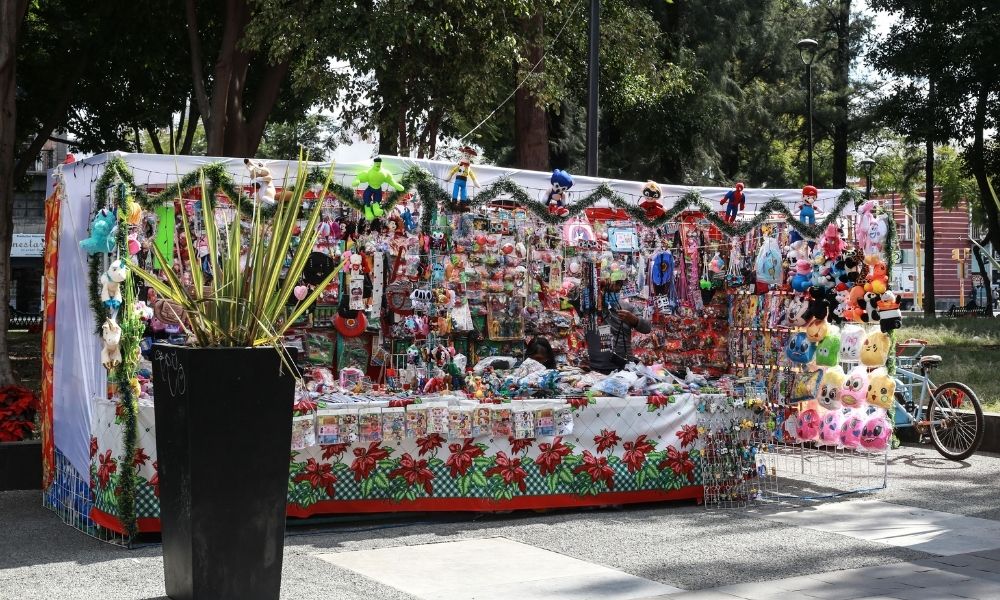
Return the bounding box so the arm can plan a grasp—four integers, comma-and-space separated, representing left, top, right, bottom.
860, 331, 890, 367
816, 365, 847, 410
805, 318, 829, 343
867, 367, 896, 410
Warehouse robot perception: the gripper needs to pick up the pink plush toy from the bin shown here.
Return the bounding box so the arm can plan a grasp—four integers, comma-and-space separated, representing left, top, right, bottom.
796, 409, 822, 442
818, 410, 845, 446
839, 410, 865, 448
820, 223, 846, 260
839, 366, 869, 408
860, 416, 892, 451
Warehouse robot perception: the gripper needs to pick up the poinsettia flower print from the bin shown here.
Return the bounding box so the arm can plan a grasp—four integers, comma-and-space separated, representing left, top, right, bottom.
574, 450, 615, 489
388, 453, 434, 495
535, 436, 572, 476
660, 445, 695, 482
321, 443, 350, 460
96, 449, 117, 487
293, 458, 337, 497
676, 424, 699, 448
622, 435, 655, 473
388, 398, 415, 408
132, 447, 150, 468
351, 442, 390, 481
646, 394, 671, 409
89, 436, 98, 459
485, 451, 528, 492
415, 433, 445, 456
446, 439, 484, 478
509, 436, 534, 454
593, 429, 621, 453
566, 396, 590, 409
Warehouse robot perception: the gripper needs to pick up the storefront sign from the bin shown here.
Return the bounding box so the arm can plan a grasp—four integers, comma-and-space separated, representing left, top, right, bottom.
12, 234, 45, 257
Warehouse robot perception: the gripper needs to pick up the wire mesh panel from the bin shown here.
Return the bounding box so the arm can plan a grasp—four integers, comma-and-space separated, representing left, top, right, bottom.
698, 392, 778, 508
757, 441, 888, 504
43, 449, 128, 546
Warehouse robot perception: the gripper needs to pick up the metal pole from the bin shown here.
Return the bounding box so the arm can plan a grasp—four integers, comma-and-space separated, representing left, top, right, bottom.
585, 0, 600, 177
865, 176, 871, 200
807, 63, 814, 185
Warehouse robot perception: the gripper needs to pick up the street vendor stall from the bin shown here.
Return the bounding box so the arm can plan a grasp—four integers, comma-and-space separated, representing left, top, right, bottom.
40, 152, 897, 540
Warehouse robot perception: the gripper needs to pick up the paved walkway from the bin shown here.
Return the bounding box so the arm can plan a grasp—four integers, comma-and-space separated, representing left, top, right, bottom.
2, 444, 999, 600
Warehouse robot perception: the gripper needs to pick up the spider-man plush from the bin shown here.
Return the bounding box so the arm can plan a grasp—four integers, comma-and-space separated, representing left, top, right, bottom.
720, 182, 746, 223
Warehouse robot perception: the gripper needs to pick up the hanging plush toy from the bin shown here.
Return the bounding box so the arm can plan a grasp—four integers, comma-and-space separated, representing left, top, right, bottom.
80, 209, 117, 254
877, 291, 902, 333
244, 158, 281, 206
820, 224, 846, 260
353, 157, 405, 221
719, 182, 746, 224
863, 255, 888, 294
101, 318, 122, 370
445, 146, 479, 205
546, 169, 574, 216
799, 185, 819, 225
100, 259, 129, 310
639, 181, 664, 220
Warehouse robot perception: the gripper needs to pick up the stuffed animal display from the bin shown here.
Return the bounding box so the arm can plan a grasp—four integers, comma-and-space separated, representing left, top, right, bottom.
719, 182, 746, 223
101, 318, 122, 370
640, 181, 664, 220
546, 170, 574, 216
816, 366, 846, 410
100, 259, 129, 310
353, 158, 405, 221
80, 209, 117, 254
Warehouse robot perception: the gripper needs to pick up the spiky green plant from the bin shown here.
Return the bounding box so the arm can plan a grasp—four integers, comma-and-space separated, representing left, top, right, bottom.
130, 158, 343, 348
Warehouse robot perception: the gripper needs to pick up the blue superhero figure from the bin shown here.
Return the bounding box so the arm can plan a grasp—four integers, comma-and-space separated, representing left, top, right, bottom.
445, 146, 479, 205
546, 169, 574, 216
719, 182, 746, 223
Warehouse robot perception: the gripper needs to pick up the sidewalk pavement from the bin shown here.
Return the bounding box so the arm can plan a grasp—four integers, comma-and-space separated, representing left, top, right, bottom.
1, 444, 999, 600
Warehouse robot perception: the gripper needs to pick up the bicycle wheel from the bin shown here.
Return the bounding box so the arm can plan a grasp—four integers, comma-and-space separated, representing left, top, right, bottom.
926, 382, 984, 461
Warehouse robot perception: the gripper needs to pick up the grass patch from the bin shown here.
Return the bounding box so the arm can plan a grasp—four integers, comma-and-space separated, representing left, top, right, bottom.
897, 317, 1000, 413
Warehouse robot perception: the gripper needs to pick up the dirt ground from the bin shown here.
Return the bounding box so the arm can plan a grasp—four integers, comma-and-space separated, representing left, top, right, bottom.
6, 331, 42, 395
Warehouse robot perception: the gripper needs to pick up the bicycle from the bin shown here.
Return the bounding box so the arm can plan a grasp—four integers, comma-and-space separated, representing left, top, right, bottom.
892, 339, 985, 461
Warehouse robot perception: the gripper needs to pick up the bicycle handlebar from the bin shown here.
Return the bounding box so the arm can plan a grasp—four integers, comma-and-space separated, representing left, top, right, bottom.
897, 338, 929, 347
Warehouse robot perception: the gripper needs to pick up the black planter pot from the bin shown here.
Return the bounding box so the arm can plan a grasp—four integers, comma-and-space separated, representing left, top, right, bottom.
151, 344, 295, 600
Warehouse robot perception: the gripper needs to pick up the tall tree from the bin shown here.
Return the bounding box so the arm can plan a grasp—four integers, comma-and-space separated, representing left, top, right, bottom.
0, 0, 28, 386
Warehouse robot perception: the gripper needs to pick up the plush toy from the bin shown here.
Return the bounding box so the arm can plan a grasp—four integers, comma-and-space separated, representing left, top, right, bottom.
546, 169, 574, 216
101, 318, 122, 370
353, 157, 405, 221
791, 259, 813, 292
818, 410, 845, 446
399, 202, 417, 232
805, 286, 838, 322
878, 291, 902, 333
815, 327, 842, 367
835, 248, 863, 291
839, 324, 865, 362
866, 367, 896, 410
839, 365, 869, 407
719, 182, 746, 224
80, 209, 117, 255
125, 200, 143, 225
785, 331, 816, 364
445, 146, 479, 204
816, 366, 845, 410
100, 259, 129, 310
865, 215, 889, 257
805, 318, 828, 343
796, 408, 821, 442
799, 185, 819, 226
860, 416, 892, 451
786, 296, 810, 327
860, 331, 891, 367
857, 291, 882, 324
839, 410, 866, 449
863, 256, 888, 295
244, 158, 280, 206
640, 181, 664, 220
856, 200, 877, 244
820, 223, 846, 260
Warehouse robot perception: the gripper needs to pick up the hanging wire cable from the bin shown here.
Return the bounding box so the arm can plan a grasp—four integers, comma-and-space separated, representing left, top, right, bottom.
446, 0, 586, 151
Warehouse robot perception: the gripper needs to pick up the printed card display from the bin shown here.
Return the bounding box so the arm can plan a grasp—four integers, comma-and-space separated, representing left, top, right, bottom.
473, 406, 492, 436
291, 414, 316, 450
316, 409, 359, 445
534, 408, 555, 437
381, 407, 406, 443
359, 407, 383, 443
491, 407, 513, 437
448, 407, 473, 439
556, 406, 574, 435
426, 402, 449, 435
406, 406, 428, 438
513, 408, 535, 440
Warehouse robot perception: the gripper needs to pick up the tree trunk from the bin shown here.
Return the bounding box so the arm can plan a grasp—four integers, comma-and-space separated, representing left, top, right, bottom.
514, 10, 549, 170
0, 0, 29, 387
180, 102, 200, 155
968, 83, 1000, 317
147, 127, 165, 154
922, 78, 935, 317
831, 0, 851, 188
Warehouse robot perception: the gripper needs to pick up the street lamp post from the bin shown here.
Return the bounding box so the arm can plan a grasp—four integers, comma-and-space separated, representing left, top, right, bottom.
797, 38, 819, 186
859, 157, 875, 201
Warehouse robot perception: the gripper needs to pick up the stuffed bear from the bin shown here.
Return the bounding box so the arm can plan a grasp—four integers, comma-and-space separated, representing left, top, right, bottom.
101, 318, 122, 370
878, 291, 902, 333
100, 259, 129, 310
857, 292, 881, 324
80, 209, 117, 255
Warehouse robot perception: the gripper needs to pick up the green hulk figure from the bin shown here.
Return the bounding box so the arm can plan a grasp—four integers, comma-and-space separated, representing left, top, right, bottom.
352, 157, 405, 221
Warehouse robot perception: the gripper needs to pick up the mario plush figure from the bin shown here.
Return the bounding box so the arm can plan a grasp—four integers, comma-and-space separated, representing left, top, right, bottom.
800, 185, 819, 225
720, 182, 746, 223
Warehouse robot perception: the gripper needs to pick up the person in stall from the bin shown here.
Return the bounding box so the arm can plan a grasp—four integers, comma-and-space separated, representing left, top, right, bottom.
588, 271, 652, 373
525, 336, 557, 369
